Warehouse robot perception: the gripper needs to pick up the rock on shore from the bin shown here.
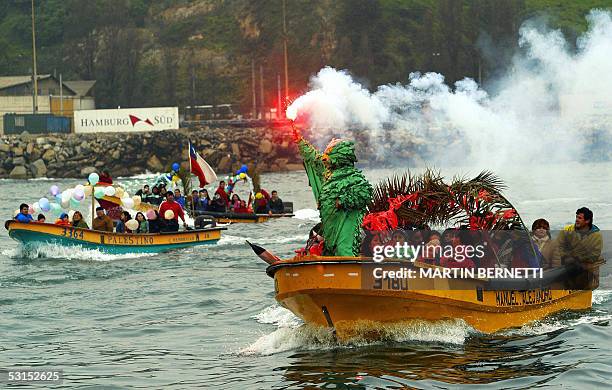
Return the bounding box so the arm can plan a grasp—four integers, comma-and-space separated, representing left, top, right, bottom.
0, 126, 305, 179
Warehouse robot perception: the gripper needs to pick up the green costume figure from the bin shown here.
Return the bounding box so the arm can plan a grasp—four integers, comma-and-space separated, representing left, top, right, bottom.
295, 132, 373, 256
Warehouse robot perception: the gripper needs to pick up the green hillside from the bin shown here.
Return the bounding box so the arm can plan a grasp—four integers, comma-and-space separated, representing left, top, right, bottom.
1, 0, 610, 112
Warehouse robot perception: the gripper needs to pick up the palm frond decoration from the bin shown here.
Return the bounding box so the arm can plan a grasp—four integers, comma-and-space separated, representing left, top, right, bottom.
366, 170, 526, 231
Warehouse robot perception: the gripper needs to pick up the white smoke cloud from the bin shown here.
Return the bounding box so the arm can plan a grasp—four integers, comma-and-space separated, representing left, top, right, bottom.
287, 9, 612, 167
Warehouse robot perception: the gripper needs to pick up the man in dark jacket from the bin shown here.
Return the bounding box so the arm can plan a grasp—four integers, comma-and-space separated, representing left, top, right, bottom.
268, 190, 284, 214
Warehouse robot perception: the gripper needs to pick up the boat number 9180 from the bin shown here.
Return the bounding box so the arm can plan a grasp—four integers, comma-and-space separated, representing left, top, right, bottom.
61, 227, 84, 240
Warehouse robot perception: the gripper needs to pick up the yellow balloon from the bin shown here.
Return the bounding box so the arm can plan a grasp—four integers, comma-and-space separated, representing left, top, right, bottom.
115, 187, 125, 198
132, 195, 141, 206
164, 210, 175, 219
239, 172, 246, 179
84, 185, 93, 197
172, 175, 180, 183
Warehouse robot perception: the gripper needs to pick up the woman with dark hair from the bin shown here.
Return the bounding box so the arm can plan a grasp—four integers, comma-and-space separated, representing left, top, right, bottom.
531, 218, 556, 267
72, 211, 89, 229
135, 212, 148, 233
230, 194, 241, 211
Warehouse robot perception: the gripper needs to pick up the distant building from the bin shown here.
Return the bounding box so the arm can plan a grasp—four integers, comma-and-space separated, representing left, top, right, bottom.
0, 74, 95, 133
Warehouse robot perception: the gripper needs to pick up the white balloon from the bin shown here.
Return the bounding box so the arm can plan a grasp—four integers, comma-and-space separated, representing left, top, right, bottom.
132, 195, 141, 206
32, 202, 40, 213
125, 219, 139, 231
122, 198, 134, 209
75, 184, 85, 192
104, 186, 116, 196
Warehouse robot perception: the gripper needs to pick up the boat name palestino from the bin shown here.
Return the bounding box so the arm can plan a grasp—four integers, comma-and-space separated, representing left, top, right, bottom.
104, 234, 154, 245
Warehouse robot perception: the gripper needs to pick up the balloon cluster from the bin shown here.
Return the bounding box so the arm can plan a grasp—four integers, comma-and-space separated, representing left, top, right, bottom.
27, 171, 146, 218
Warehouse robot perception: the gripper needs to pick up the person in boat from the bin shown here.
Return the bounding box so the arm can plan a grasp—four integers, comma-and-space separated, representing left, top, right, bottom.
439, 229, 476, 269
161, 210, 179, 232
254, 192, 270, 214
215, 181, 230, 208
135, 185, 150, 197
174, 189, 186, 209
116, 211, 132, 233
135, 212, 148, 233
208, 193, 227, 213
92, 207, 114, 232
269, 190, 284, 214
55, 213, 71, 226
196, 189, 210, 212
14, 203, 33, 223
148, 210, 161, 233
72, 211, 89, 229
159, 191, 188, 229
146, 185, 162, 206
229, 194, 241, 212
422, 230, 442, 264
234, 200, 250, 214
295, 131, 373, 256
554, 207, 603, 264
531, 218, 558, 267
99, 169, 113, 185
36, 214, 46, 223
159, 184, 168, 198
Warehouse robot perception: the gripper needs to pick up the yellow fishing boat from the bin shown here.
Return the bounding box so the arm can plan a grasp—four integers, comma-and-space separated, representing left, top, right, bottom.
265, 255, 604, 338
5, 220, 224, 254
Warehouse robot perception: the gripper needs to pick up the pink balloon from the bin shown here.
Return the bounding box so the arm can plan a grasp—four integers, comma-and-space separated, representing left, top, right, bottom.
146, 209, 157, 220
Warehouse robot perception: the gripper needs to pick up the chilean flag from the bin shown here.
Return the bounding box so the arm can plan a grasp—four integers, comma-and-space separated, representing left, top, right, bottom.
189, 141, 217, 187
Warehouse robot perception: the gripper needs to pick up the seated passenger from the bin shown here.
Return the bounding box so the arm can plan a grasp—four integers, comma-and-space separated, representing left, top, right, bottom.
531, 218, 557, 267
14, 203, 33, 223
208, 193, 227, 213
440, 229, 475, 269
92, 207, 114, 232
116, 211, 132, 233
135, 212, 148, 233
36, 214, 46, 223
174, 189, 186, 209
554, 207, 603, 264
254, 192, 270, 214
230, 194, 241, 211
234, 200, 250, 214
161, 214, 179, 232
422, 230, 442, 264
148, 210, 161, 233
71, 211, 89, 229
268, 190, 284, 214
196, 189, 211, 212
55, 213, 71, 226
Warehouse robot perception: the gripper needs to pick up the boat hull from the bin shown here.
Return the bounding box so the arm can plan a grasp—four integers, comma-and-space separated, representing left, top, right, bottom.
195, 211, 293, 224
268, 257, 597, 338
5, 220, 223, 254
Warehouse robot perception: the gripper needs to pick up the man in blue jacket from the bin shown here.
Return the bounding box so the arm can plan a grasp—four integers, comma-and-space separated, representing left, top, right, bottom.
14, 203, 33, 223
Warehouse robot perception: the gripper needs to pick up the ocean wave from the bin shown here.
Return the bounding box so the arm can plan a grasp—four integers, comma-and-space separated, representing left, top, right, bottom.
253, 305, 303, 328
501, 310, 612, 337
2, 243, 152, 262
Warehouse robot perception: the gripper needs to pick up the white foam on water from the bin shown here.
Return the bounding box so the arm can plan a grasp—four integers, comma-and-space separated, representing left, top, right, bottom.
293, 208, 320, 221
242, 306, 472, 356
592, 289, 612, 305
2, 243, 152, 262
253, 305, 303, 328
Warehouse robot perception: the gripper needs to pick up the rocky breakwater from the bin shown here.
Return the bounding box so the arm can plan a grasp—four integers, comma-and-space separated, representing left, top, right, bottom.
0, 126, 304, 179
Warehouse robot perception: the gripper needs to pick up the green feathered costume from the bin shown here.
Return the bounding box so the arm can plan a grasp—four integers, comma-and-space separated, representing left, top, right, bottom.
297, 136, 373, 256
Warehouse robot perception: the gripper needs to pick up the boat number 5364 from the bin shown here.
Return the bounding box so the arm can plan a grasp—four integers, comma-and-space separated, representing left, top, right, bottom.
61, 228, 84, 240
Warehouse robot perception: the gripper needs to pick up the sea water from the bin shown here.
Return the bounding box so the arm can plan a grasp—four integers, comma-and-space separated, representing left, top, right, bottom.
1, 164, 610, 388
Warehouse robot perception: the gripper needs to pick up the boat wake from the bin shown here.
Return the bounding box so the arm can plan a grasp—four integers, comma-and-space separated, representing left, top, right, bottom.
292, 208, 320, 221
240, 305, 473, 356
218, 234, 308, 247
2, 243, 152, 262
